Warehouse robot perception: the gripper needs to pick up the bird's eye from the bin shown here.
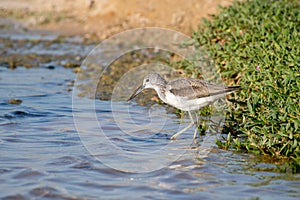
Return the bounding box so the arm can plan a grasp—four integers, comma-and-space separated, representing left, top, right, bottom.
145, 79, 149, 83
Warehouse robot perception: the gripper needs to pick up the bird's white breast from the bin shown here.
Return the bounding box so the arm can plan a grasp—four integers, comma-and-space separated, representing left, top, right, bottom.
164, 90, 225, 111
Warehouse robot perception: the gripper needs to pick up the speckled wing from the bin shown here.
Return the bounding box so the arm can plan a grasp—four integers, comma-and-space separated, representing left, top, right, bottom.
167, 78, 210, 99
167, 78, 240, 99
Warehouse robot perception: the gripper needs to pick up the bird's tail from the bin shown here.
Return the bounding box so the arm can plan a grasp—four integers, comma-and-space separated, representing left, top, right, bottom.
209, 85, 241, 96
225, 86, 241, 93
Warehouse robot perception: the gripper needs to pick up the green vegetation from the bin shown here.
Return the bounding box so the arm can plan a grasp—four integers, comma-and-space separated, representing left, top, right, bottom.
190, 0, 300, 172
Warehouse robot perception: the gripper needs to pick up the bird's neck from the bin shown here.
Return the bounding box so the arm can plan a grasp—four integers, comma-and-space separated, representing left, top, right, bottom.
153, 84, 167, 103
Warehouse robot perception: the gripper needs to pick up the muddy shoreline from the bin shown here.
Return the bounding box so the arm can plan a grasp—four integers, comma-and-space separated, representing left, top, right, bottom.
0, 0, 235, 69
0, 0, 234, 40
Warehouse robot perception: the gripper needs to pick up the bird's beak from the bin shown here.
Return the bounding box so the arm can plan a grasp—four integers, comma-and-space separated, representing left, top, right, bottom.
127, 85, 145, 101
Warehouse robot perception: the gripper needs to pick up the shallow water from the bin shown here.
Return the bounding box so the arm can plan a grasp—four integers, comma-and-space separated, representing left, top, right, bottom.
1, 65, 300, 200
1, 39, 300, 200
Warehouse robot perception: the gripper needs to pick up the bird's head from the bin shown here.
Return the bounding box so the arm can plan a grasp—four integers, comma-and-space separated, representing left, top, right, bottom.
127, 73, 166, 101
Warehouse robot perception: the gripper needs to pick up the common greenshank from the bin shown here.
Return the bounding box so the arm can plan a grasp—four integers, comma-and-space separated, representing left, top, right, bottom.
128, 73, 240, 140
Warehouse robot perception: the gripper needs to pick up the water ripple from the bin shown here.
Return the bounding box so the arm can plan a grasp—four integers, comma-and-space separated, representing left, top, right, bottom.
0, 66, 299, 200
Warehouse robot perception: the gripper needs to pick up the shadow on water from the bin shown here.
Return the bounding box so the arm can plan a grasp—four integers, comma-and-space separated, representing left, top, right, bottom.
0, 34, 299, 200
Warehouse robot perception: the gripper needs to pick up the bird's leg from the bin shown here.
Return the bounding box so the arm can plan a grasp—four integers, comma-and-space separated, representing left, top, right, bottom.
170, 111, 194, 140
193, 112, 199, 140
